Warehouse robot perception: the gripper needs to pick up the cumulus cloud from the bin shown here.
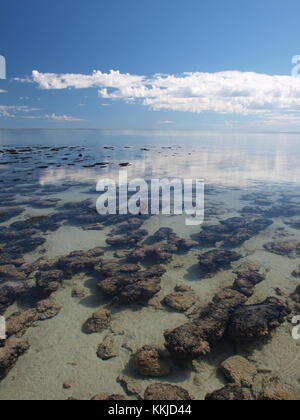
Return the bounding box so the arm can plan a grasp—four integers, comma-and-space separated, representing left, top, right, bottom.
20, 69, 300, 119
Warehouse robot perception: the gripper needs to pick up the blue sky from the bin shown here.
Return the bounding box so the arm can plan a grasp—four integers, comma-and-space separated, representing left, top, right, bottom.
1, 0, 300, 130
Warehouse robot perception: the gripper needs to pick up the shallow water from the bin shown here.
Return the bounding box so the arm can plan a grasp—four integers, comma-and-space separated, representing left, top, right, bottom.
0, 130, 299, 400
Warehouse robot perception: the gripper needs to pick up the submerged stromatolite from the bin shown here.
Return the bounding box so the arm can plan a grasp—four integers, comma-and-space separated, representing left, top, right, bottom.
198, 249, 242, 277
5, 310, 37, 338
164, 289, 247, 358
230, 297, 290, 343
134, 346, 172, 377
198, 217, 273, 248
35, 270, 64, 293
83, 309, 111, 334
106, 229, 148, 248
291, 285, 300, 303
0, 337, 30, 381
205, 385, 251, 401
98, 263, 165, 305
232, 268, 265, 297
0, 276, 30, 316
144, 383, 192, 401
264, 240, 300, 256
162, 285, 197, 312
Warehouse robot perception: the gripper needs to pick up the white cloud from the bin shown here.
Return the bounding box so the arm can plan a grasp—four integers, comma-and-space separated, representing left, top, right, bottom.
44, 113, 84, 122
159, 120, 175, 124
18, 69, 300, 120
0, 105, 38, 117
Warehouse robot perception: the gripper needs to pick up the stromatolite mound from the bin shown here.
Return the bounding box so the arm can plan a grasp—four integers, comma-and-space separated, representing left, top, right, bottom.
144, 383, 192, 401
162, 285, 197, 312
97, 334, 119, 360
198, 249, 242, 277
98, 262, 165, 305
230, 297, 290, 343
83, 309, 111, 334
91, 394, 127, 401
35, 270, 64, 293
164, 289, 247, 358
291, 285, 300, 303
38, 247, 104, 278
5, 309, 37, 338
205, 384, 251, 401
36, 298, 62, 320
264, 240, 300, 257
232, 268, 265, 297
0, 337, 30, 381
127, 244, 176, 265
151, 228, 198, 251
0, 283, 28, 315
198, 217, 273, 248
0, 206, 24, 223
134, 346, 171, 377
106, 229, 148, 248
220, 356, 257, 388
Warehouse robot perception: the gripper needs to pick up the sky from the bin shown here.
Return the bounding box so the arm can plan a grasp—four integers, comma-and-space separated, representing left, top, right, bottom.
1, 0, 300, 130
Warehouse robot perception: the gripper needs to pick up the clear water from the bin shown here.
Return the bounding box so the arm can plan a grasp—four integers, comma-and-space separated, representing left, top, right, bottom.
0, 129, 299, 400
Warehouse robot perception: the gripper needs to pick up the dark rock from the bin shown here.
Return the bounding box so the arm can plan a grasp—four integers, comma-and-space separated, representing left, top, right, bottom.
230, 297, 290, 343
164, 289, 247, 358
98, 263, 165, 305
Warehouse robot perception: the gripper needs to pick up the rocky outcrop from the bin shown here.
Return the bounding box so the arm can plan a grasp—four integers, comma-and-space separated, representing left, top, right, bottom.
134, 346, 171, 377
164, 289, 247, 358
83, 309, 111, 334
144, 383, 192, 400
230, 297, 290, 343
162, 285, 197, 312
